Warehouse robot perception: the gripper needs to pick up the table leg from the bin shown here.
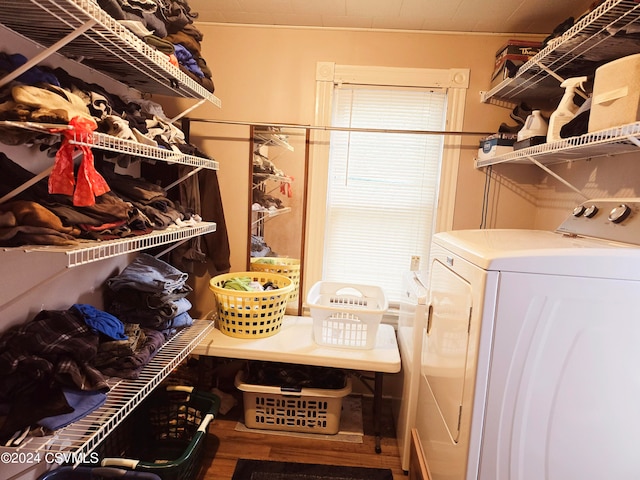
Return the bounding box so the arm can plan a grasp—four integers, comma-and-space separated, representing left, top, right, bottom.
198, 355, 216, 390
373, 372, 383, 454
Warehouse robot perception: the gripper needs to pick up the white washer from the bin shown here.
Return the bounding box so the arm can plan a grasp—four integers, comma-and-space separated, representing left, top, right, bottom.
394, 270, 429, 471
415, 198, 640, 480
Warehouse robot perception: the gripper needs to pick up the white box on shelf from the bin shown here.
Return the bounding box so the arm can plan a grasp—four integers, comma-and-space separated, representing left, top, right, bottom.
589, 53, 640, 132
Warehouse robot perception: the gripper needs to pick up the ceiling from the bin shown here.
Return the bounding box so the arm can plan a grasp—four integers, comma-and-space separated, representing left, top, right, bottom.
187, 0, 598, 35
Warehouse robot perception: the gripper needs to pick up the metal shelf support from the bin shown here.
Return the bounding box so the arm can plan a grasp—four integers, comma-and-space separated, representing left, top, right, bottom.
530, 60, 589, 101
526, 156, 589, 199
0, 19, 96, 89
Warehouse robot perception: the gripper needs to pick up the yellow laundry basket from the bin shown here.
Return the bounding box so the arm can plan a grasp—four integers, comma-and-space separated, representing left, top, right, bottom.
209, 271, 294, 338
250, 257, 300, 303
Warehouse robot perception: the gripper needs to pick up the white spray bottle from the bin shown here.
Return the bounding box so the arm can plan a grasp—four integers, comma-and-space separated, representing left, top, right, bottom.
547, 76, 588, 142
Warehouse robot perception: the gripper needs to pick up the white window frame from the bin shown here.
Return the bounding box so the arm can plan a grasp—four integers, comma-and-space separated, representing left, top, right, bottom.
304, 62, 469, 298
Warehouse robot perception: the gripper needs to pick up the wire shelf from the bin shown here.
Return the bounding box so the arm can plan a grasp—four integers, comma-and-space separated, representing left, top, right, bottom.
254, 130, 294, 151
0, 0, 221, 105
475, 122, 640, 167
2, 319, 214, 466
18, 222, 217, 268
0, 122, 219, 171
251, 207, 292, 227
252, 173, 293, 187
78, 133, 219, 170
482, 0, 640, 107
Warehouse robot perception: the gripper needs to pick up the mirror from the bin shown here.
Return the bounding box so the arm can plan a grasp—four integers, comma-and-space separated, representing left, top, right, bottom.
248, 125, 309, 315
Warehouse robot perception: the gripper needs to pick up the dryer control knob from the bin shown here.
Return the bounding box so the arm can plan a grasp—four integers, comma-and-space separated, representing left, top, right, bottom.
609, 204, 631, 224
584, 205, 599, 218
572, 205, 585, 217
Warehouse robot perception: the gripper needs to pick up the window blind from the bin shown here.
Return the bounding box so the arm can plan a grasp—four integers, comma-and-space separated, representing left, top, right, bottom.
323, 86, 446, 303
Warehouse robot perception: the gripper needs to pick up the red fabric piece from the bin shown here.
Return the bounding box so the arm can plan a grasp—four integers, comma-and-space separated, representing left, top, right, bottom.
48, 116, 110, 207
280, 175, 294, 197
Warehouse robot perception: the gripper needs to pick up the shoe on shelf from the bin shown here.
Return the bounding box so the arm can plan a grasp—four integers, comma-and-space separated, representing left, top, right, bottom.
542, 16, 575, 48
499, 122, 521, 134
504, 59, 524, 78
510, 102, 533, 125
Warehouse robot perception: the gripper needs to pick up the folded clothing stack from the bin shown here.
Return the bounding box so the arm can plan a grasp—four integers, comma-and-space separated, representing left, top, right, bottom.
105, 253, 195, 336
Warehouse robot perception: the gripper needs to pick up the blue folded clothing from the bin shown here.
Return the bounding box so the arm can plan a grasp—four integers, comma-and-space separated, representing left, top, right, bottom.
37, 388, 107, 431
72, 303, 127, 340
106, 253, 189, 295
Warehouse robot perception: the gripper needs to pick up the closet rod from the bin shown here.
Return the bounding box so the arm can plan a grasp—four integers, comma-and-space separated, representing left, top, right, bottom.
186, 118, 493, 136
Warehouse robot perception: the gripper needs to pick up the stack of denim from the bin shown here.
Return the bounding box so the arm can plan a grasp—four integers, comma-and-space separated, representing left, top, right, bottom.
105, 253, 194, 337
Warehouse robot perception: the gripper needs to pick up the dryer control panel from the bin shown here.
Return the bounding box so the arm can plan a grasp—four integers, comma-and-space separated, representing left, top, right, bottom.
556, 198, 640, 245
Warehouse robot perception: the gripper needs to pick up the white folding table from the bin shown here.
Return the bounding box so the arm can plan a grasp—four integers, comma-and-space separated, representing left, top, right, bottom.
192, 315, 401, 452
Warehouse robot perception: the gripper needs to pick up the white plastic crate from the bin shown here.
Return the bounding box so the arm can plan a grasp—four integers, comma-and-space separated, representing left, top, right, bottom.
306, 281, 388, 349
235, 371, 352, 434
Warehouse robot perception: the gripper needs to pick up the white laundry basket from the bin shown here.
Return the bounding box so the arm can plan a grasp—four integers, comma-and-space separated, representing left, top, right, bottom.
306, 281, 388, 349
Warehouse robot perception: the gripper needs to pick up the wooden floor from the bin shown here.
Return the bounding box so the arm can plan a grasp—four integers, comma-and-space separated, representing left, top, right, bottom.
178, 359, 406, 480
197, 393, 405, 480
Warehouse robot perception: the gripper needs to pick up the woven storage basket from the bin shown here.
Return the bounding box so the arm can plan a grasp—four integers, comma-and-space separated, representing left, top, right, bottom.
307, 281, 388, 349
250, 257, 300, 302
209, 271, 293, 338
235, 370, 352, 434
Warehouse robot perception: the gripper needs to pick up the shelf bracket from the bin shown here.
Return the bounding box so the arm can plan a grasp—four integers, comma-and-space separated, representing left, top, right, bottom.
0, 147, 86, 205
530, 59, 589, 101
0, 165, 53, 204
526, 156, 589, 199
170, 98, 208, 124
165, 166, 204, 191
0, 19, 97, 89
625, 135, 640, 148
153, 237, 191, 259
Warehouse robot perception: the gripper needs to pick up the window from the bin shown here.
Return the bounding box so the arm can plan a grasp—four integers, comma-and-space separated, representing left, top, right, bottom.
322, 86, 446, 302
306, 63, 468, 306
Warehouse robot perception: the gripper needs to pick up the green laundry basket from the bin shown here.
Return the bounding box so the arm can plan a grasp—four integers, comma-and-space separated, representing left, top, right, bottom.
96, 386, 220, 480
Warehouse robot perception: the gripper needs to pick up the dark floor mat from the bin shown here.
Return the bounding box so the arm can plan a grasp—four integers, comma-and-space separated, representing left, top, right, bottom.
232, 459, 393, 480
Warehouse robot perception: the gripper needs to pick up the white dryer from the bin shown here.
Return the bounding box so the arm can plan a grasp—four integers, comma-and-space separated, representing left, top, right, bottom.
414, 198, 640, 480
394, 270, 429, 471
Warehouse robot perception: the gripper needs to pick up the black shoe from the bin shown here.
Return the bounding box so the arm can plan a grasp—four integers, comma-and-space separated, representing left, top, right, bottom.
510, 102, 533, 125
504, 59, 524, 78
542, 16, 574, 47
499, 123, 521, 134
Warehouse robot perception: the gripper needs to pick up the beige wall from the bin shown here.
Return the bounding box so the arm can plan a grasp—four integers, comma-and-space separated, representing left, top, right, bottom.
159, 24, 548, 315
163, 24, 640, 316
